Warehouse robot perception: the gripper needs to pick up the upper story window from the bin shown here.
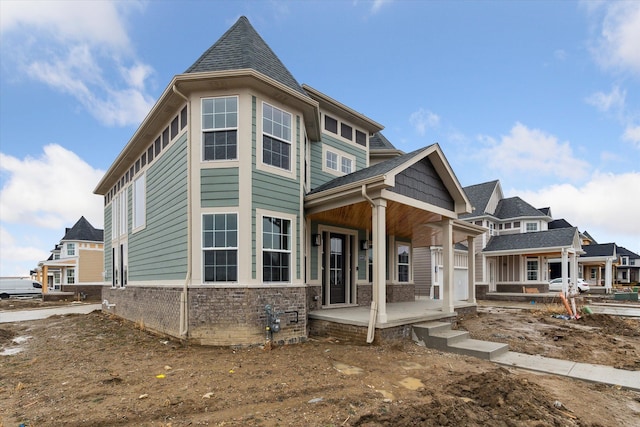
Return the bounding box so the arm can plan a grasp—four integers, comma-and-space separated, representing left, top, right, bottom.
621, 256, 629, 266
262, 103, 292, 171
67, 243, 76, 256
526, 222, 538, 232
326, 151, 338, 171
202, 213, 238, 282
325, 115, 338, 133
340, 123, 352, 140
355, 130, 367, 147
489, 222, 495, 236
323, 146, 355, 177
202, 96, 238, 161
341, 157, 353, 174
132, 174, 146, 231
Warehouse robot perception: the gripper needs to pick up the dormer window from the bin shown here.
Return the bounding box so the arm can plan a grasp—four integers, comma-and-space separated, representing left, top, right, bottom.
202, 96, 238, 161
526, 222, 538, 232
67, 243, 75, 256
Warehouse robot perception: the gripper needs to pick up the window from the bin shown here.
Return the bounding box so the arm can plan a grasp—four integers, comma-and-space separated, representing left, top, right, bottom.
66, 243, 75, 256
202, 213, 237, 282
180, 105, 188, 130
526, 259, 539, 281
155, 136, 161, 156
133, 174, 146, 230
397, 244, 410, 282
341, 157, 353, 174
489, 222, 495, 236
118, 190, 127, 236
526, 222, 538, 232
262, 103, 291, 170
202, 96, 238, 161
514, 221, 521, 227
325, 151, 338, 171
66, 268, 75, 284
590, 268, 597, 279
147, 145, 154, 162
325, 115, 337, 133
504, 223, 512, 229
355, 130, 367, 147
340, 123, 352, 140
262, 216, 291, 282
171, 116, 179, 140
621, 256, 629, 266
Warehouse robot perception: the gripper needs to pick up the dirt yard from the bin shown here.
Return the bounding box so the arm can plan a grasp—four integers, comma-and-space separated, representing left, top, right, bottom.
1, 299, 640, 426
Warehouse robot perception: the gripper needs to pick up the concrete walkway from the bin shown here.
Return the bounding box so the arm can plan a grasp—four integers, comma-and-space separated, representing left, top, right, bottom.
492, 351, 640, 392
0, 303, 102, 323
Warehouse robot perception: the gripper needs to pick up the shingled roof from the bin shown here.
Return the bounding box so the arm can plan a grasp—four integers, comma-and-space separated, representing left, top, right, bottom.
494, 197, 547, 219
307, 146, 430, 195
581, 243, 616, 258
61, 217, 103, 243
483, 227, 578, 253
370, 132, 397, 150
185, 16, 305, 96
460, 180, 499, 219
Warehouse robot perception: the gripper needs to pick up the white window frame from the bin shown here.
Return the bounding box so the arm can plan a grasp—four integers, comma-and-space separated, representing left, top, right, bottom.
341, 157, 353, 174
67, 243, 76, 256
396, 242, 412, 283
132, 173, 146, 232
257, 209, 296, 284
260, 102, 293, 175
526, 258, 539, 281
202, 212, 238, 283
321, 145, 356, 177
526, 222, 538, 232
201, 96, 238, 162
621, 256, 629, 266
66, 268, 75, 284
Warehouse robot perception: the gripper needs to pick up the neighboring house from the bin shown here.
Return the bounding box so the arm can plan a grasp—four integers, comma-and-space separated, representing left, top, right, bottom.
616, 247, 640, 284
34, 216, 104, 299
94, 16, 484, 346
579, 243, 617, 291
460, 180, 584, 294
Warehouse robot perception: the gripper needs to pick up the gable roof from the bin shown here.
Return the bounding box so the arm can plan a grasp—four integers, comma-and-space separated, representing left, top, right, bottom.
494, 196, 548, 219
618, 246, 640, 259
185, 16, 305, 95
483, 227, 579, 253
581, 230, 597, 244
548, 218, 573, 229
61, 217, 103, 243
538, 207, 551, 216
460, 180, 500, 219
581, 243, 616, 258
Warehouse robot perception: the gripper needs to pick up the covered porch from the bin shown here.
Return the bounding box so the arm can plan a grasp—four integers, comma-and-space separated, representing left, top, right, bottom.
305, 145, 485, 343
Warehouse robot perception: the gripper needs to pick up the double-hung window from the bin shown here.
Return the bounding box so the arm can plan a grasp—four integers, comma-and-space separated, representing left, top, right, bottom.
67, 243, 76, 256
325, 151, 338, 171
526, 259, 539, 281
262, 216, 291, 282
202, 213, 238, 282
66, 268, 76, 284
202, 96, 238, 161
262, 103, 292, 171
341, 157, 353, 174
397, 244, 410, 282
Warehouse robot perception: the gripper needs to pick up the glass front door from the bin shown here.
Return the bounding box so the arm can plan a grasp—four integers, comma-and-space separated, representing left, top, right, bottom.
323, 232, 351, 305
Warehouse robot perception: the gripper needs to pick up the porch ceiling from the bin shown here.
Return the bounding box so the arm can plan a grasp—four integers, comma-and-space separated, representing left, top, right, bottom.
307, 200, 475, 245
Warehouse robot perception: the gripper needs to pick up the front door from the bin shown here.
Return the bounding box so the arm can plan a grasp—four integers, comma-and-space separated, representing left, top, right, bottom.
324, 232, 348, 305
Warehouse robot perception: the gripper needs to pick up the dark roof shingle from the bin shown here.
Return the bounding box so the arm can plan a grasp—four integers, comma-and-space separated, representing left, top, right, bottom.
460, 180, 499, 218
185, 16, 305, 95
494, 197, 547, 219
483, 227, 578, 252
61, 217, 103, 242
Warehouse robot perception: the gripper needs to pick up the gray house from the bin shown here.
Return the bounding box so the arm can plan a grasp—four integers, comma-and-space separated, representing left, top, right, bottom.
460, 180, 584, 294
94, 16, 483, 346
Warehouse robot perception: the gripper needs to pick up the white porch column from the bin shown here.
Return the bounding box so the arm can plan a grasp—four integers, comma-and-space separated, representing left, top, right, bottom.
467, 236, 476, 304
441, 218, 454, 313
372, 198, 388, 323
569, 251, 578, 295
605, 259, 612, 293
561, 248, 569, 295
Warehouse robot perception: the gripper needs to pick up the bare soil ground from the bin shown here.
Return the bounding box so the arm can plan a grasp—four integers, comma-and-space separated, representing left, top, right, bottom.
2, 299, 640, 426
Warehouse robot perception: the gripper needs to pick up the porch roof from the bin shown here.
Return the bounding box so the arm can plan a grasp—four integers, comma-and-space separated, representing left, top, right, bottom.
483, 227, 583, 256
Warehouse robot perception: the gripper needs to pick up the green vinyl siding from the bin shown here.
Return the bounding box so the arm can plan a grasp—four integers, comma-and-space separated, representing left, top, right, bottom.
201, 168, 239, 207
128, 133, 188, 281
310, 133, 367, 190
104, 204, 112, 282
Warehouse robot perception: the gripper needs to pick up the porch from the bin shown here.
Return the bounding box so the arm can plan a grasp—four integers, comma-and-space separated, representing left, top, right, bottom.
308, 299, 476, 344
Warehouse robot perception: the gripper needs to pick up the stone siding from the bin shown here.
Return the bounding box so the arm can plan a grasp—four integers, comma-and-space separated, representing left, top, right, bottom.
386, 284, 415, 302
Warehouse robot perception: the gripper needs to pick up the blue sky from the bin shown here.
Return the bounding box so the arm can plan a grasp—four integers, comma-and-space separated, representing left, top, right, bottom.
1, 0, 639, 276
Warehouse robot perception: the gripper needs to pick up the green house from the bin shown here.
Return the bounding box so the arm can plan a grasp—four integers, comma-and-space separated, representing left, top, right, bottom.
94, 17, 484, 346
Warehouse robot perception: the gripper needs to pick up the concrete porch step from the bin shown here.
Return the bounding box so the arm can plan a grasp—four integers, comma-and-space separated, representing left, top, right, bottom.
412, 321, 509, 361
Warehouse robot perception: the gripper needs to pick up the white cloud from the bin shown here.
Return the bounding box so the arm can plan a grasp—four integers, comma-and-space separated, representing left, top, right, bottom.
585, 85, 626, 113
513, 171, 640, 250
622, 125, 640, 148
0, 0, 153, 127
409, 108, 440, 137
588, 2, 640, 75
477, 122, 590, 181
0, 144, 104, 230
0, 226, 50, 276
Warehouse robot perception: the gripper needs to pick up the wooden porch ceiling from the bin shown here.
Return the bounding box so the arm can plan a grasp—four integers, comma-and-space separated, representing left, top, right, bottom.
307, 200, 472, 246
